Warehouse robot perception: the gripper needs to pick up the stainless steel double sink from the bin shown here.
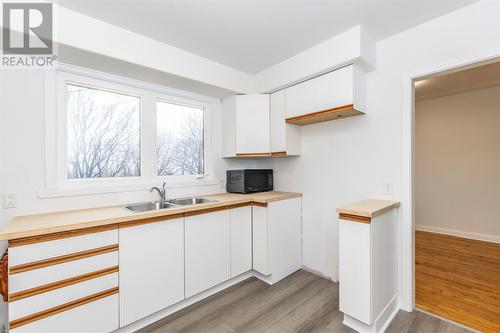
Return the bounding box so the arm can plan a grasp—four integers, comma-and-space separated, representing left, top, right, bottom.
124, 197, 217, 213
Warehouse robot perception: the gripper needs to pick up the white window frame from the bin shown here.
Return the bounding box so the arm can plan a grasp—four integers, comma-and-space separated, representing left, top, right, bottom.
41, 63, 218, 197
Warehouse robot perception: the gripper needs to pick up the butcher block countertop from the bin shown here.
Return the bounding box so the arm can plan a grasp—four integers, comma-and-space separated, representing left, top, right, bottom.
336, 199, 400, 218
0, 191, 301, 241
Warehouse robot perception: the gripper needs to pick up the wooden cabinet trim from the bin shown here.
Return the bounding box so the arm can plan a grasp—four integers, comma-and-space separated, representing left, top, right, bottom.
0, 251, 7, 302
286, 104, 363, 126
8, 224, 119, 248
270, 151, 287, 157
9, 266, 119, 302
185, 202, 252, 217
339, 213, 371, 224
9, 244, 118, 275
9, 287, 119, 329
235, 153, 272, 158
119, 213, 184, 229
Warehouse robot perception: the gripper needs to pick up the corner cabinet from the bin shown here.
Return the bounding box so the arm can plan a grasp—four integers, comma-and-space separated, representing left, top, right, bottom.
222, 94, 271, 157
222, 93, 301, 157
119, 216, 184, 327
285, 64, 366, 125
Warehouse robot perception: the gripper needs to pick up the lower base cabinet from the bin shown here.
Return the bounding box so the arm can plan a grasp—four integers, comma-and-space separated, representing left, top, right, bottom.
253, 198, 302, 284
185, 210, 231, 298
230, 206, 252, 277
11, 293, 119, 333
119, 217, 184, 327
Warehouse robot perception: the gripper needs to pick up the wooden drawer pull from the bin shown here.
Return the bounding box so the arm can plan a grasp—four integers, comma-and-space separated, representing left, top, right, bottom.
339, 213, 371, 224
9, 287, 119, 329
10, 244, 118, 275
9, 266, 119, 302
0, 251, 8, 302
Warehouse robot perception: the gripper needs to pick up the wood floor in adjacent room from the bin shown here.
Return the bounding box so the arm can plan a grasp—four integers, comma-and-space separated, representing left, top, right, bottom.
139, 269, 471, 333
416, 230, 500, 333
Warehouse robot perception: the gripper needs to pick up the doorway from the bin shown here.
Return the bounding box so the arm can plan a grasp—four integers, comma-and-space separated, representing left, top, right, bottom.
413, 61, 500, 332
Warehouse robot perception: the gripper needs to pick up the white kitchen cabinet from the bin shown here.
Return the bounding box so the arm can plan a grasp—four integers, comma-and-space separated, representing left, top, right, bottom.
284, 78, 315, 120
119, 217, 184, 326
285, 64, 366, 125
230, 206, 252, 277
11, 293, 119, 333
252, 198, 302, 284
338, 201, 398, 333
222, 94, 270, 157
185, 210, 231, 297
270, 90, 301, 156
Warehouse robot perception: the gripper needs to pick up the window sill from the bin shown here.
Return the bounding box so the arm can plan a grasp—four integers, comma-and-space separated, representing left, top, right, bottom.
38, 178, 221, 199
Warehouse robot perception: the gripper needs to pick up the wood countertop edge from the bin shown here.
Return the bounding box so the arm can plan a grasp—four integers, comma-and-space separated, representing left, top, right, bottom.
0, 192, 302, 241
336, 200, 400, 218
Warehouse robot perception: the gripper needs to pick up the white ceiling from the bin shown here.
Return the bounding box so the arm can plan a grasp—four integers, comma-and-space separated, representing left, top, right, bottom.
57, 0, 476, 74
415, 61, 500, 101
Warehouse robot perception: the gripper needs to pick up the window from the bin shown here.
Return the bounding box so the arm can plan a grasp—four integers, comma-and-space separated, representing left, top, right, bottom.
42, 67, 216, 196
157, 101, 204, 176
66, 83, 141, 179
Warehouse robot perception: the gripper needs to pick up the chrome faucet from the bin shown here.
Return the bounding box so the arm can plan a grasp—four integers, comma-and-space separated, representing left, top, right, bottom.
150, 182, 167, 202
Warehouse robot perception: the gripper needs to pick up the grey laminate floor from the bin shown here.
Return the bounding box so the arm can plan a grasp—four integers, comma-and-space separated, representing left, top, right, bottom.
138, 270, 473, 333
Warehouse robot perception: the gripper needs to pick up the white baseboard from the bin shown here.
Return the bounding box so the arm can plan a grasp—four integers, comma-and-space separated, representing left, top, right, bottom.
415, 225, 500, 244
343, 295, 399, 333
301, 265, 334, 281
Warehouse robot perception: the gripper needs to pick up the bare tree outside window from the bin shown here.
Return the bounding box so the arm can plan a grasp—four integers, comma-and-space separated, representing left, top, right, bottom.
66, 84, 141, 179
157, 101, 204, 176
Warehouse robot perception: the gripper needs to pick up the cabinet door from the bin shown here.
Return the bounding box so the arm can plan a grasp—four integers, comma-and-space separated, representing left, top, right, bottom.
230, 206, 252, 277
252, 205, 269, 276
185, 210, 231, 298
236, 94, 270, 154
314, 65, 353, 111
268, 198, 302, 283
285, 79, 315, 119
339, 219, 371, 324
119, 218, 184, 326
270, 90, 286, 153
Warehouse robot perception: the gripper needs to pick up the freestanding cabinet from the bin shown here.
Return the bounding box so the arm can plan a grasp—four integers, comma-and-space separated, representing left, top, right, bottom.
337, 199, 399, 333
119, 216, 184, 326
252, 197, 302, 284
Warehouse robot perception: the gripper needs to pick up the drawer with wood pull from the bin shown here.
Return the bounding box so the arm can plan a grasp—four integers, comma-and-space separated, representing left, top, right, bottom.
9, 227, 118, 266
9, 272, 118, 321
4, 226, 120, 332
10, 292, 119, 333
9, 248, 118, 294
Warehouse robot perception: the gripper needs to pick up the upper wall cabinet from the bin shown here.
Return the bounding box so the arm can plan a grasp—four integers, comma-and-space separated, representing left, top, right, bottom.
222, 94, 270, 158
285, 64, 366, 125
270, 90, 301, 156
222, 93, 301, 158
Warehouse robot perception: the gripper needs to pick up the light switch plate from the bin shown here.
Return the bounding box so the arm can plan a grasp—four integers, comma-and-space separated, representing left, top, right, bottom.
3, 193, 17, 209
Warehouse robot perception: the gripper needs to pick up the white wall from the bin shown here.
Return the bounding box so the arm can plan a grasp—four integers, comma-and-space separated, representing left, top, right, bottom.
415, 86, 500, 241
268, 0, 500, 291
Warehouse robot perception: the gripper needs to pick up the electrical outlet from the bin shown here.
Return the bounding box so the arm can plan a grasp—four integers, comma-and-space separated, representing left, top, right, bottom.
383, 182, 393, 195
3, 193, 17, 209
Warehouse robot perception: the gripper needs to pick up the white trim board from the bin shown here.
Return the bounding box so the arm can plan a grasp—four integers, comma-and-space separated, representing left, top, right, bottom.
415, 225, 500, 244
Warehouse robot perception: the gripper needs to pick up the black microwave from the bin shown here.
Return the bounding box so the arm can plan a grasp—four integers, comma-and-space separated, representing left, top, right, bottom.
226, 169, 273, 194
